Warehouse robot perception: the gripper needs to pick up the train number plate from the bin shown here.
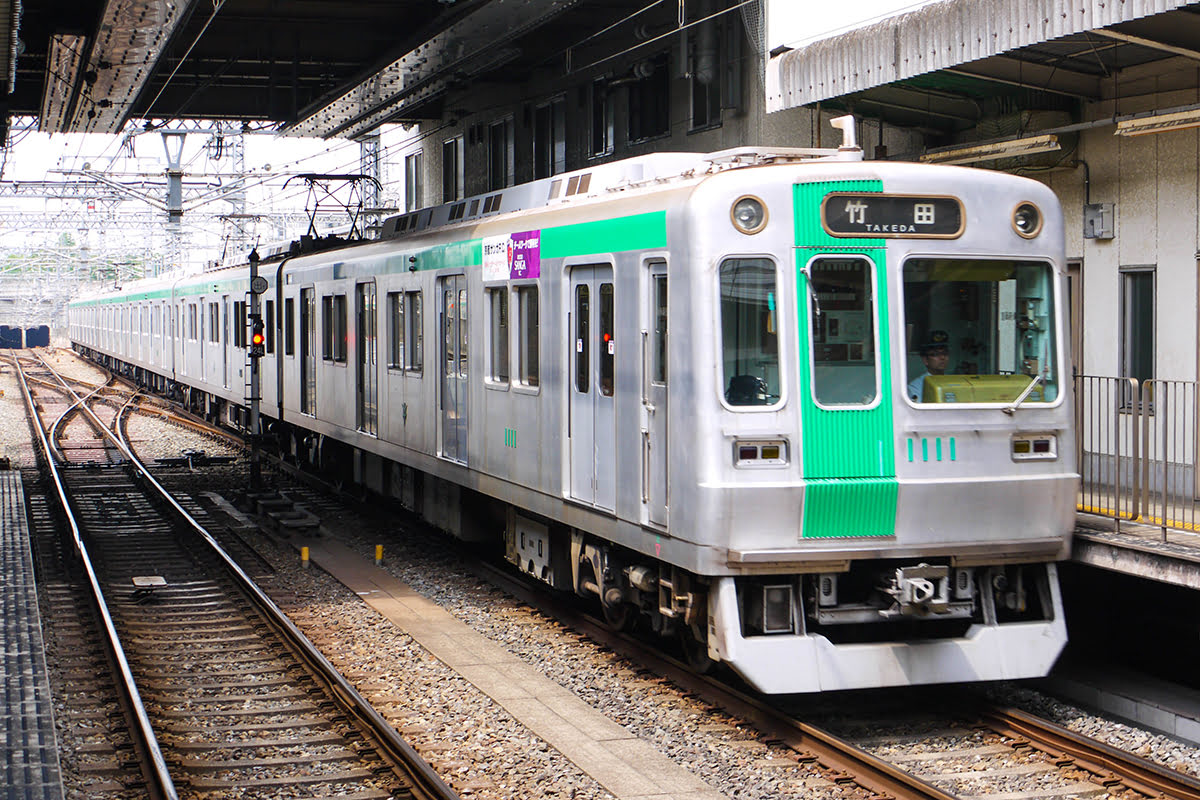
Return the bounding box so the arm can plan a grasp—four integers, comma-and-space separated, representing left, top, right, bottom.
821, 194, 963, 238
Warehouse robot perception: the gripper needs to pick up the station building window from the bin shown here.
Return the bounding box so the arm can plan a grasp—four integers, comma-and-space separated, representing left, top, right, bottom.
442, 136, 464, 203
589, 78, 614, 157
405, 151, 423, 212
1121, 266, 1155, 395
533, 98, 566, 179
628, 52, 670, 143
687, 14, 741, 131
487, 117, 515, 191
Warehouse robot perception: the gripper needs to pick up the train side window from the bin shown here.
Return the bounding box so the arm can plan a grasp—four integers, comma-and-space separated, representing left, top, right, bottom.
599, 283, 614, 396
805, 256, 878, 407
652, 274, 667, 384
234, 301, 245, 348
575, 284, 590, 393
719, 258, 779, 406
284, 298, 295, 356
389, 290, 424, 373
486, 287, 510, 383
188, 304, 198, 341
322, 294, 348, 362
389, 291, 404, 368
516, 286, 539, 387
209, 303, 220, 343
264, 300, 275, 354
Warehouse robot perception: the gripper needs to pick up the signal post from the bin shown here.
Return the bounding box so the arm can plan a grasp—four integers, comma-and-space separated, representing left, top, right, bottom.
247, 248, 266, 489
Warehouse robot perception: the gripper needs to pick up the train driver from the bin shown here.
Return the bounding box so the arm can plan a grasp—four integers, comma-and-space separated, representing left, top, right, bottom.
907, 330, 950, 401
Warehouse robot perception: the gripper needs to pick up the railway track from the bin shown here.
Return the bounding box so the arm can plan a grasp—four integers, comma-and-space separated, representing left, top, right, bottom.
15, 354, 460, 800
472, 560, 1200, 800
34, 347, 1200, 800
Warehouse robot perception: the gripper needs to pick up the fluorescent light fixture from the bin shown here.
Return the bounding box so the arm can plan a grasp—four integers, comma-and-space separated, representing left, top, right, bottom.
919, 134, 1060, 165
1115, 109, 1200, 137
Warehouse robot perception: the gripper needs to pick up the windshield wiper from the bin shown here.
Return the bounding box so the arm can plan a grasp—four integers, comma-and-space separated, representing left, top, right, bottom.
1002, 374, 1043, 415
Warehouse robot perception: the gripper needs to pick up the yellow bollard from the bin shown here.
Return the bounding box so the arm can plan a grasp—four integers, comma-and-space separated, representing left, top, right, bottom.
301, 546, 310, 569
375, 544, 383, 565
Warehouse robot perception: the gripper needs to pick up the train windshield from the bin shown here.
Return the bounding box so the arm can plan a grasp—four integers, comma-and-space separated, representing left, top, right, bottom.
902, 259, 1058, 405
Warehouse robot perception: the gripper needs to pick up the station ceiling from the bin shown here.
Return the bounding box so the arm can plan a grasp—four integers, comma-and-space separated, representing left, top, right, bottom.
770, 0, 1200, 143
6, 0, 646, 141
6, 0, 1200, 148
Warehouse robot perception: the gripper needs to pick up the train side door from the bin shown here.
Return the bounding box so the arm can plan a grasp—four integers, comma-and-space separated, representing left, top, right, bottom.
300, 287, 316, 414
199, 300, 206, 376
569, 265, 615, 511
439, 275, 468, 464
221, 295, 230, 389
643, 262, 668, 526
356, 281, 378, 435
797, 252, 897, 537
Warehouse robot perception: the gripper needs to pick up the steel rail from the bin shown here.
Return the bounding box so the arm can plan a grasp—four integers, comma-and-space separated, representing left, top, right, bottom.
474, 561, 958, 800
33, 352, 460, 800
105, 386, 462, 800
980, 705, 1200, 800
12, 356, 180, 800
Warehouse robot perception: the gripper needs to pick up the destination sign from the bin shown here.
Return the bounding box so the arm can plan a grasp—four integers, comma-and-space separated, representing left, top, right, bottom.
822, 194, 963, 238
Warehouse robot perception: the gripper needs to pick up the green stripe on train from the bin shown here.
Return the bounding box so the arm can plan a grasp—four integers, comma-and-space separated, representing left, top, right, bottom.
793, 180, 898, 539
73, 211, 670, 304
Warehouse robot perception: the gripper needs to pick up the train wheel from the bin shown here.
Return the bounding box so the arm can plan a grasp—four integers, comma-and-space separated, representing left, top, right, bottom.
601, 600, 634, 632
679, 625, 715, 674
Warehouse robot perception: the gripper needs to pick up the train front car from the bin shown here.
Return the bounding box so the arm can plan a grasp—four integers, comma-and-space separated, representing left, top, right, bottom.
682, 142, 1075, 693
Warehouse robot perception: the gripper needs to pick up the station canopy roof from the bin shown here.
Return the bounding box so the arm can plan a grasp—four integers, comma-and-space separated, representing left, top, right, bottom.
768, 0, 1200, 140
5, 0, 666, 140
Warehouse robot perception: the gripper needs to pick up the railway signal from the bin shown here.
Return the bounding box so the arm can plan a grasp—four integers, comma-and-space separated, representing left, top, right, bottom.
248, 314, 265, 357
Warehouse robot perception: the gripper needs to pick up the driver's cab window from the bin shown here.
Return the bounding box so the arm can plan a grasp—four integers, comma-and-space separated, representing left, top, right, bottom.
806, 256, 878, 406
903, 259, 1058, 404
720, 258, 780, 406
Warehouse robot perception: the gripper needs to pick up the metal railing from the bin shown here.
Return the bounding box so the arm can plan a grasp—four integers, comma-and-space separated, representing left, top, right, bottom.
1075, 375, 1200, 538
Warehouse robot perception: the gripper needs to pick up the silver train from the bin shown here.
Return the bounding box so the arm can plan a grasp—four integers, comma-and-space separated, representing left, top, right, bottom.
69, 119, 1078, 693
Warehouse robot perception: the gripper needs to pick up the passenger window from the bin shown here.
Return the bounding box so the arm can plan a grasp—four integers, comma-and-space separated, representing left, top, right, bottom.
599, 283, 614, 396
575, 285, 589, 393
517, 286, 539, 387
487, 287, 509, 382
719, 258, 779, 406
805, 257, 878, 406
652, 275, 667, 384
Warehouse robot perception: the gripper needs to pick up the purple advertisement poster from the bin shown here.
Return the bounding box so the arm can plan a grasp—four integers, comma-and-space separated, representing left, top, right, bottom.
508, 230, 541, 279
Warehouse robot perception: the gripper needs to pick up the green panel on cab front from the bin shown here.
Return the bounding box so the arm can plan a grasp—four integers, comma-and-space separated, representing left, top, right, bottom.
793, 180, 898, 539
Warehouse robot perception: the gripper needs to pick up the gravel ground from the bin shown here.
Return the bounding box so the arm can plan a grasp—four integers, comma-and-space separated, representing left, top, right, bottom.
8, 347, 1200, 799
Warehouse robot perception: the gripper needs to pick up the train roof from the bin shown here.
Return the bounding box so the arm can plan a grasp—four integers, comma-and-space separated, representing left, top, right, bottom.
375, 138, 867, 244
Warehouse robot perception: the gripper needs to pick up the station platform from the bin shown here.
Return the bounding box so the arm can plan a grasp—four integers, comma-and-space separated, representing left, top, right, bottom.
0, 470, 65, 800
1071, 513, 1200, 591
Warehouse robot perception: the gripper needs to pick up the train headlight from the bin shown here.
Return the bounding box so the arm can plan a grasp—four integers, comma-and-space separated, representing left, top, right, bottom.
1012, 202, 1042, 238
731, 195, 768, 234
